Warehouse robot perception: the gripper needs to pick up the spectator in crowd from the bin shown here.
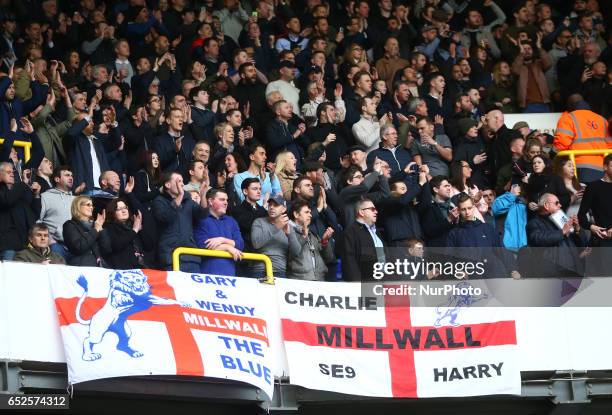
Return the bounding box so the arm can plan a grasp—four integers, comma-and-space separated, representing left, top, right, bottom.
265, 99, 306, 164
378, 163, 428, 246
33, 157, 53, 193
39, 165, 76, 258
251, 194, 300, 278
352, 96, 390, 154
453, 118, 490, 188
341, 198, 386, 282
275, 151, 299, 201
492, 183, 528, 251
265, 61, 301, 116
495, 136, 527, 195
231, 177, 268, 253
449, 160, 488, 223
62, 196, 105, 267
527, 155, 571, 212
339, 161, 390, 226
552, 156, 584, 217
194, 188, 244, 276
418, 175, 459, 247
133, 151, 161, 208
0, 161, 41, 260
287, 199, 335, 281
234, 143, 281, 205
14, 223, 65, 264
183, 160, 209, 193
366, 125, 411, 175
553, 96, 611, 183
412, 116, 452, 176
460, 3, 505, 60
99, 198, 148, 269
447, 194, 520, 279
484, 109, 523, 177
486, 61, 518, 113
308, 101, 350, 171
423, 73, 450, 119
511, 36, 552, 113
527, 193, 586, 277
578, 154, 612, 276
152, 171, 208, 272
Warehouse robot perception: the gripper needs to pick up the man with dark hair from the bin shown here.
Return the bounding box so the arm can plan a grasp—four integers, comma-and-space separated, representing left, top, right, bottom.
39, 165, 76, 258
189, 87, 215, 140
230, 177, 268, 252
233, 61, 267, 125
511, 37, 552, 112
14, 223, 65, 264
341, 198, 386, 281
345, 70, 373, 126
447, 194, 520, 278
153, 107, 198, 176
152, 170, 208, 272
578, 154, 612, 276
306, 102, 350, 171
194, 188, 244, 276
418, 175, 459, 247
233, 143, 282, 204
423, 73, 450, 119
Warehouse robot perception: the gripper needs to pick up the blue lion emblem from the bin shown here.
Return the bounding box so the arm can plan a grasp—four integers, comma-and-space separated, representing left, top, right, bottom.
433, 282, 488, 327
75, 270, 191, 361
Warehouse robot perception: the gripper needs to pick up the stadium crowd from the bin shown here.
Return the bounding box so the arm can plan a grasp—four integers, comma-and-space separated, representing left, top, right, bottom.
0, 0, 611, 281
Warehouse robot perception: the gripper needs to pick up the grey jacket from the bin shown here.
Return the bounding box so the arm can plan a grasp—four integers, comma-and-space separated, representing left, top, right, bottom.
39, 188, 74, 243
287, 222, 334, 281
251, 217, 301, 275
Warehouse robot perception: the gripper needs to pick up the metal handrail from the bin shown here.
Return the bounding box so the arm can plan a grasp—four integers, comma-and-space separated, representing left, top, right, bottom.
172, 247, 275, 284
556, 149, 611, 176
0, 138, 32, 162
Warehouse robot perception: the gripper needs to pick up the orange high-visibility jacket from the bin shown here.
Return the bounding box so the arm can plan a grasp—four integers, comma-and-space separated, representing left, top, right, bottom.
553, 109, 612, 171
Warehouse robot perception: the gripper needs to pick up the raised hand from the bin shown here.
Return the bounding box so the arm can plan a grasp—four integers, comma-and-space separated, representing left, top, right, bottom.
94, 211, 106, 231
20, 117, 34, 134
124, 176, 135, 194
132, 210, 143, 233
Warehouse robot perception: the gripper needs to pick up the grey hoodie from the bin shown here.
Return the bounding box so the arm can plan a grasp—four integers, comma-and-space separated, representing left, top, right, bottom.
39, 188, 74, 243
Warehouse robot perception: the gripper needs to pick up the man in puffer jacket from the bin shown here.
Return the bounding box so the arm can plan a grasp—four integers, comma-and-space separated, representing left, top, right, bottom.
492, 186, 528, 252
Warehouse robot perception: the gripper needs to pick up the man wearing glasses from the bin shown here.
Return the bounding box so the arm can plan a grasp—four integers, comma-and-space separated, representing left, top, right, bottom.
341, 198, 386, 281
526, 193, 587, 277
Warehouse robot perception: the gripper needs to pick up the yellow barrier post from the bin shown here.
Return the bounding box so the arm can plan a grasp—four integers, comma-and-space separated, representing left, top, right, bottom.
0, 139, 32, 162
556, 149, 612, 177
172, 247, 275, 284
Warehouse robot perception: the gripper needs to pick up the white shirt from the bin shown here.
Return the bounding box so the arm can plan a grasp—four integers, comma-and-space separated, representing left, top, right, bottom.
88, 135, 102, 188
266, 80, 301, 116
352, 116, 381, 154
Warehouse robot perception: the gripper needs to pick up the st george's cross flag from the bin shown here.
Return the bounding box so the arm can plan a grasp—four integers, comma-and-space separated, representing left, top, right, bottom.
49, 267, 277, 399
276, 278, 521, 398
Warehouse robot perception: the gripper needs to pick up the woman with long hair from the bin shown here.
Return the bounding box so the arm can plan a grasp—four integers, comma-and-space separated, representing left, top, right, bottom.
485, 61, 517, 113
100, 198, 149, 269
62, 50, 84, 88
216, 152, 248, 210
552, 156, 583, 216
468, 45, 493, 89
275, 151, 299, 200
527, 155, 571, 212
133, 150, 161, 208
449, 160, 488, 222
63, 196, 106, 267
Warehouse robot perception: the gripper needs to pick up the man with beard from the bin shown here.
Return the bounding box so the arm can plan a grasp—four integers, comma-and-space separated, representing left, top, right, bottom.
233, 62, 267, 124
511, 37, 552, 112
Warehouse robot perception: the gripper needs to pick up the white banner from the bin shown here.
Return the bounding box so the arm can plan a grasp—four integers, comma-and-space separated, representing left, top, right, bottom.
49, 267, 277, 399
276, 279, 521, 398
504, 113, 562, 135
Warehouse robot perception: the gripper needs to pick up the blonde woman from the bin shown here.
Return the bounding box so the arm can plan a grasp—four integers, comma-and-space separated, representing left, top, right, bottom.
62, 196, 106, 267
275, 151, 299, 200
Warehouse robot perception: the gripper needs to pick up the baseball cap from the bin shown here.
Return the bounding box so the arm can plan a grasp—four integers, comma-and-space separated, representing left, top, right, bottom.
345, 144, 367, 155
268, 194, 286, 206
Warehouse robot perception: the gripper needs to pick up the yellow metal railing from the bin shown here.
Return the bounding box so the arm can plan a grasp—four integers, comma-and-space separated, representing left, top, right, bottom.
172, 247, 274, 284
557, 149, 611, 176
0, 139, 32, 162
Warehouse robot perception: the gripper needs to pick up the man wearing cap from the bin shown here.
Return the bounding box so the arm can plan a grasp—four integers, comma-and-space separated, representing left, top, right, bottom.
265, 60, 301, 116
251, 194, 301, 278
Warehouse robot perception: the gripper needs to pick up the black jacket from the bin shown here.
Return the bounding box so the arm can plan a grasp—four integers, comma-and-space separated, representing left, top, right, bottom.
100, 221, 147, 269
0, 182, 41, 251
417, 183, 456, 247
63, 219, 103, 267
230, 200, 268, 250
341, 221, 386, 282
378, 172, 424, 244
526, 214, 586, 277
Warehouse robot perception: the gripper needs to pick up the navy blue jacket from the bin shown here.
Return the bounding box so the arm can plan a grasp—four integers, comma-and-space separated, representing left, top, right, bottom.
378, 172, 424, 244
153, 127, 197, 176
194, 214, 244, 276
367, 145, 412, 175
67, 119, 122, 191
0, 77, 48, 136
152, 192, 208, 268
